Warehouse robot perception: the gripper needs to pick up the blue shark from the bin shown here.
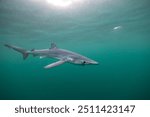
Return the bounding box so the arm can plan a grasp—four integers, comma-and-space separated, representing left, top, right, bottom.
4, 43, 98, 69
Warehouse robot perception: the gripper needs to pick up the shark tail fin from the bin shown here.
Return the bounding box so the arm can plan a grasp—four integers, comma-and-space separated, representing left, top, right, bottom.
4, 44, 29, 60
22, 52, 29, 60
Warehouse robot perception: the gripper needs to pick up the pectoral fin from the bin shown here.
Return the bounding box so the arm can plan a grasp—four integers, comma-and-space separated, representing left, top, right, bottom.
44, 60, 65, 69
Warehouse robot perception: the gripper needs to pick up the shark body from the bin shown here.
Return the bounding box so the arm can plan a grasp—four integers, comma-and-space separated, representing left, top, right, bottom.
5, 43, 98, 69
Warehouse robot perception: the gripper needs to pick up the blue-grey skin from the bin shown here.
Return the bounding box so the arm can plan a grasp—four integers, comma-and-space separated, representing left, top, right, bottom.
4, 43, 98, 69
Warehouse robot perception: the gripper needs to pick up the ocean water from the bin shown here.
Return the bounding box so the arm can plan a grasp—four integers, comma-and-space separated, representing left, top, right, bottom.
0, 0, 150, 100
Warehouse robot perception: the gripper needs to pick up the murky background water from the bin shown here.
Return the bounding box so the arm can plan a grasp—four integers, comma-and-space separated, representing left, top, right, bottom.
0, 0, 150, 99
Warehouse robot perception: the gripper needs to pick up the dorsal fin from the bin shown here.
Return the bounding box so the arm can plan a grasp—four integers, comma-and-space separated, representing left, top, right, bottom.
50, 43, 57, 49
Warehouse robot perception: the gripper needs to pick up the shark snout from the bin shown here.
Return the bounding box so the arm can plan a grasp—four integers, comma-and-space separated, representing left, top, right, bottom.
89, 60, 99, 64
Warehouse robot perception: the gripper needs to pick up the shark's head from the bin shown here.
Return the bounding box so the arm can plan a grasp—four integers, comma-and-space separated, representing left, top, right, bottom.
73, 58, 98, 65
81, 59, 98, 65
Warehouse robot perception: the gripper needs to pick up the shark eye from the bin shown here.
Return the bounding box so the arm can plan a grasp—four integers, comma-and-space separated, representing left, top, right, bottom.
81, 61, 86, 64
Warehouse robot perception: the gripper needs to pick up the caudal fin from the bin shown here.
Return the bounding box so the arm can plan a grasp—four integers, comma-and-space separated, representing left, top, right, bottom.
22, 52, 29, 60
4, 44, 29, 60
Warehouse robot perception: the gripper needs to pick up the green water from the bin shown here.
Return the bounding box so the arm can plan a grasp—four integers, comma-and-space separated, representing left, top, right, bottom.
0, 0, 150, 100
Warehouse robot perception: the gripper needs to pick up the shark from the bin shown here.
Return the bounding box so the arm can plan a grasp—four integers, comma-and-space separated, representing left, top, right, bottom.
4, 43, 98, 69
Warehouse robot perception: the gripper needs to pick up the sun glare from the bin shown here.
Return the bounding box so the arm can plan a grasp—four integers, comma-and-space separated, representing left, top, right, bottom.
46, 0, 74, 7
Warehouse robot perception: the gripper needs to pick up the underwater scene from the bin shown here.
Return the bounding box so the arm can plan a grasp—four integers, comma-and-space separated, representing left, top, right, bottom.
0, 0, 150, 99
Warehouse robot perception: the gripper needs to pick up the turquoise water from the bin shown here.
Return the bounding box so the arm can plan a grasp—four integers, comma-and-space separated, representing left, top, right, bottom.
0, 0, 150, 99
